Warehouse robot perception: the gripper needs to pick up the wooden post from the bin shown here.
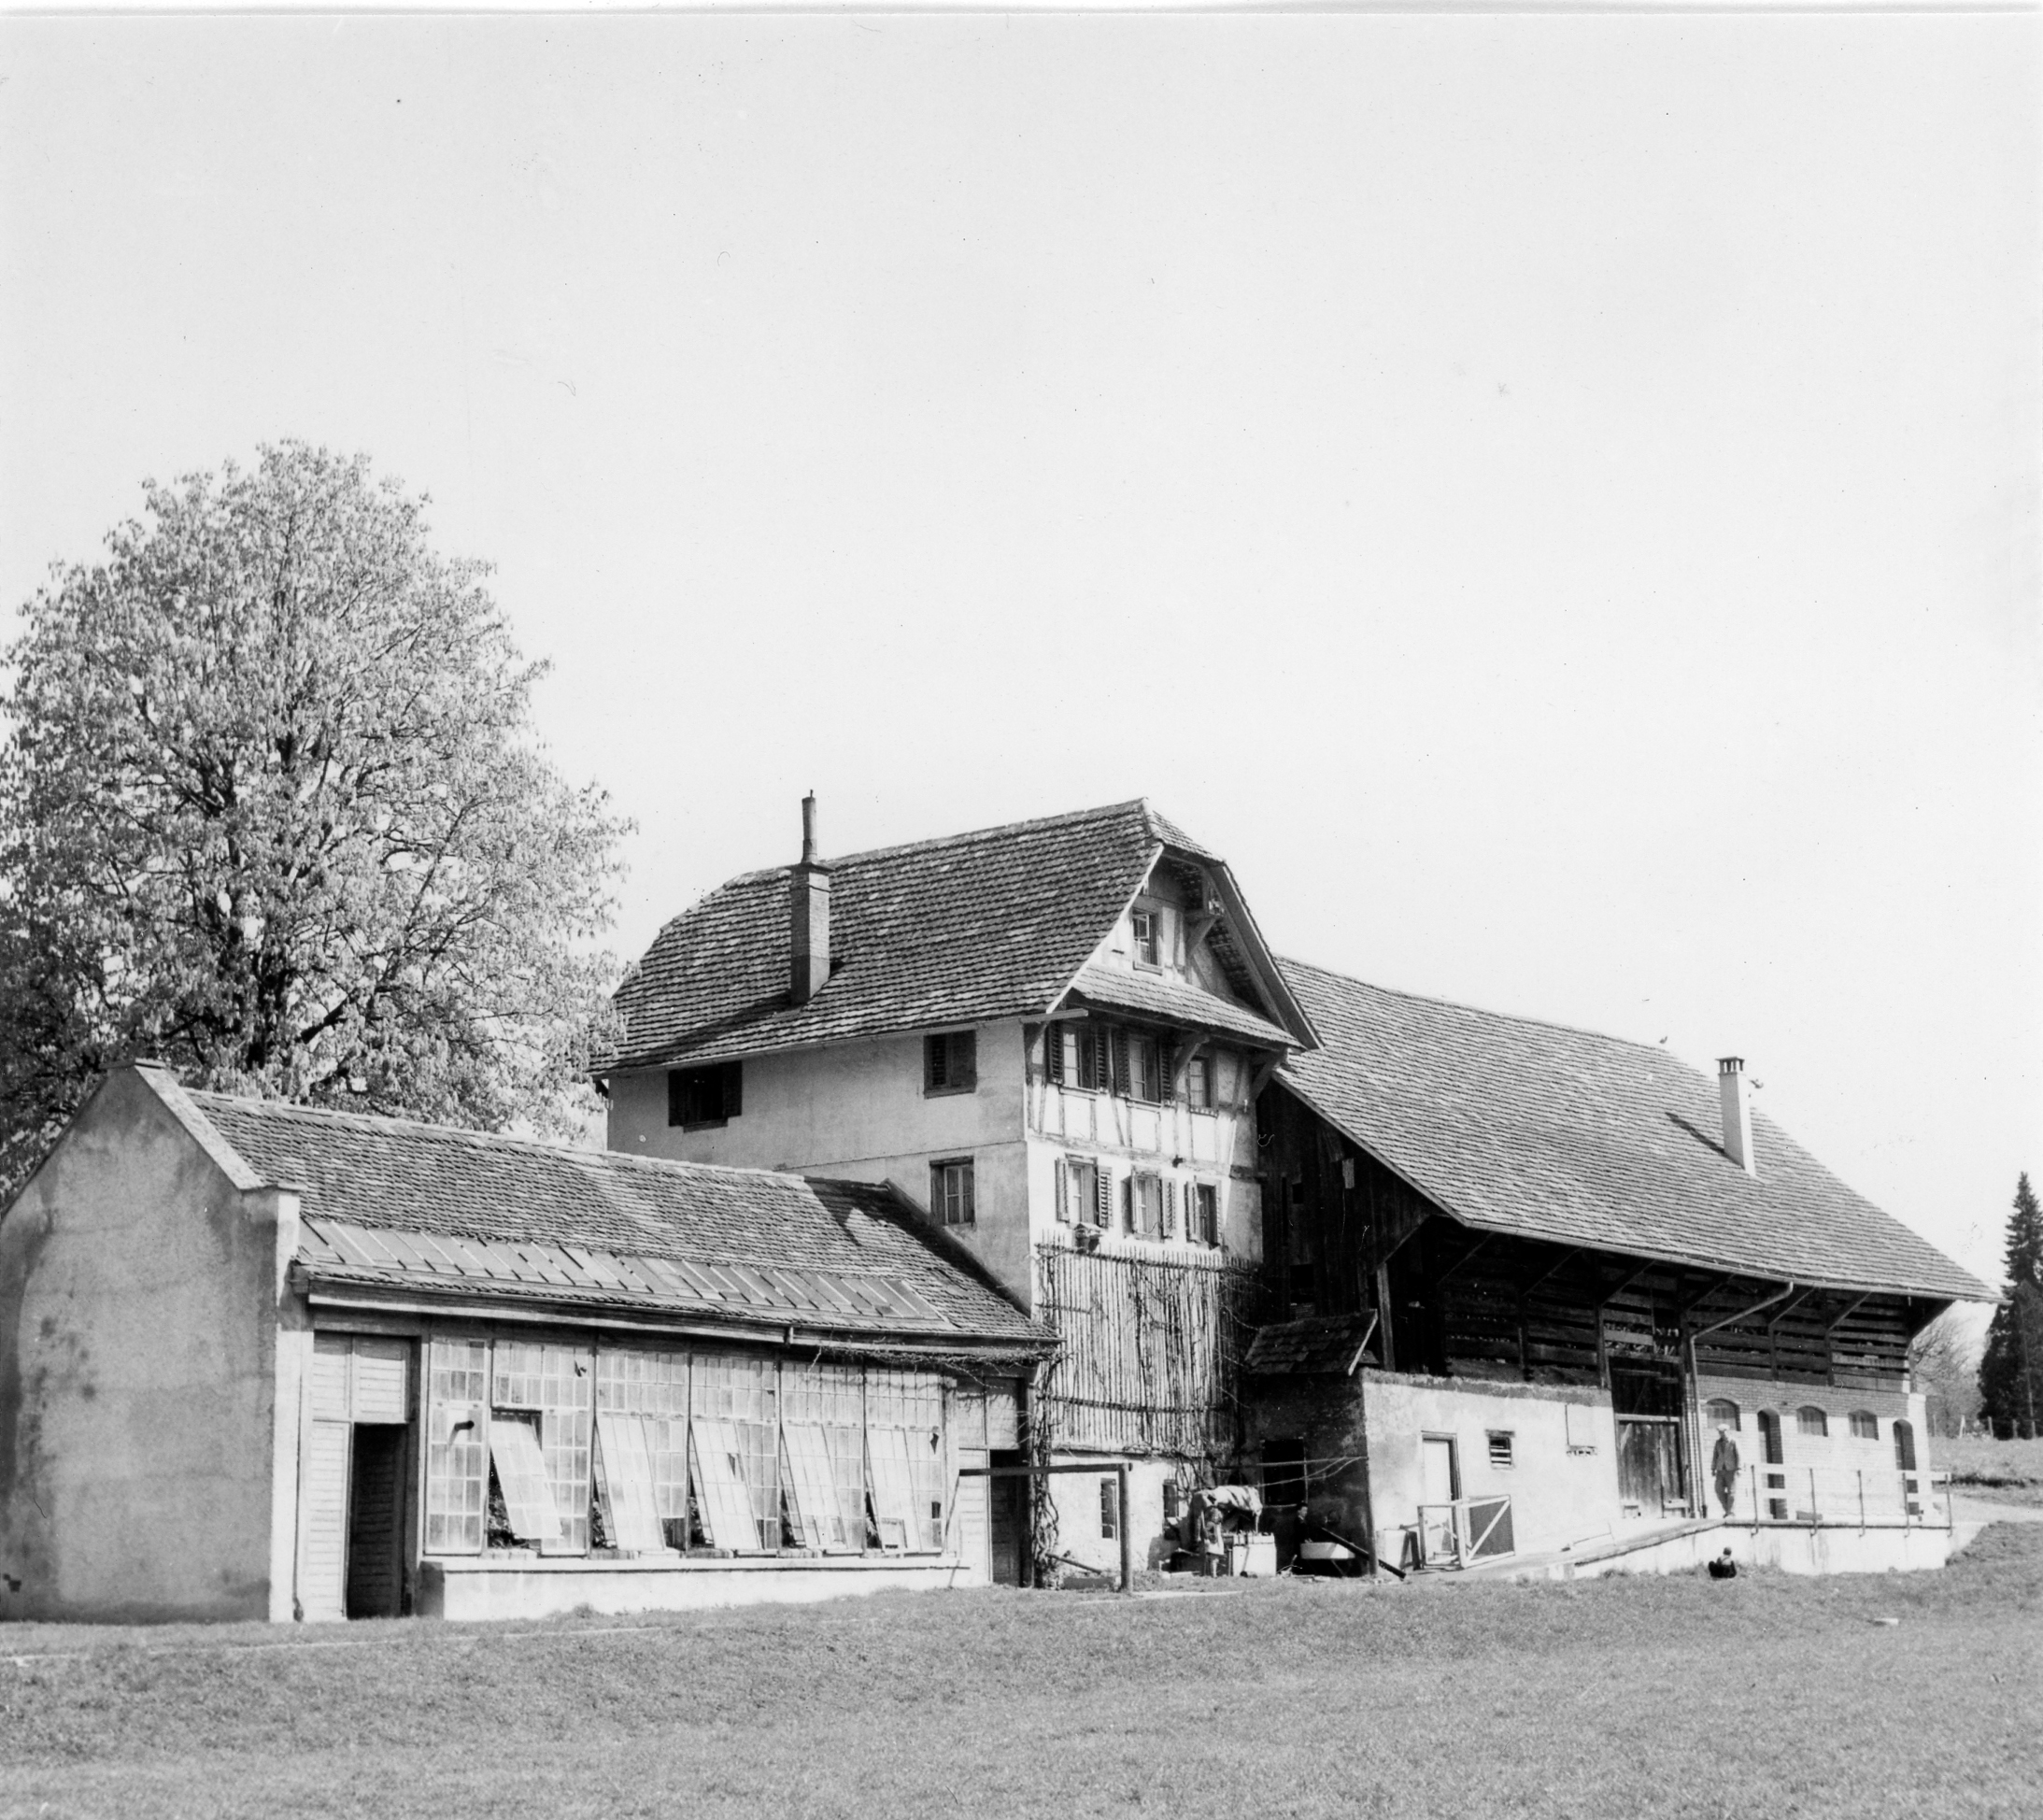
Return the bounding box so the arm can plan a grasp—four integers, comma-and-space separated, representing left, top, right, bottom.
1857, 1471, 1865, 1533
1117, 1462, 1133, 1594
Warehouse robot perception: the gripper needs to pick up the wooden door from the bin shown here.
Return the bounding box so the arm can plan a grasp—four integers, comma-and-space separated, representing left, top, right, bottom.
299, 1420, 351, 1623
1616, 1420, 1681, 1513
988, 1448, 1025, 1585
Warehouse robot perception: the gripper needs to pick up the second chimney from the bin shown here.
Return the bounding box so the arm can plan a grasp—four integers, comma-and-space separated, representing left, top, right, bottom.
1717, 1056, 1755, 1175
789, 793, 830, 1004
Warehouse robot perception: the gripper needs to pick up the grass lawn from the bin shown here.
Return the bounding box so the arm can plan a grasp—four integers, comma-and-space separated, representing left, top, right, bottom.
4, 1525, 2039, 1820
1940, 1436, 2043, 1510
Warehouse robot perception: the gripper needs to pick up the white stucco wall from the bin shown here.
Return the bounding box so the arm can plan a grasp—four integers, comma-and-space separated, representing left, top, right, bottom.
0, 1071, 304, 1623
1361, 1372, 1621, 1562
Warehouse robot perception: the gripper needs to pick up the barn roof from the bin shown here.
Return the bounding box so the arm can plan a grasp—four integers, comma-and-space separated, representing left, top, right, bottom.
135, 1068, 1046, 1353
604, 799, 1308, 1072
1274, 960, 1991, 1304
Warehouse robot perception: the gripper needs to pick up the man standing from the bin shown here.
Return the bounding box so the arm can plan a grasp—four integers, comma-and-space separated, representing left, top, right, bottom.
1711, 1423, 1741, 1518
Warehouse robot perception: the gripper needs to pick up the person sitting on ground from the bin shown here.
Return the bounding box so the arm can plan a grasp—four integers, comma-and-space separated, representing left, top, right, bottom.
1707, 1547, 1738, 1580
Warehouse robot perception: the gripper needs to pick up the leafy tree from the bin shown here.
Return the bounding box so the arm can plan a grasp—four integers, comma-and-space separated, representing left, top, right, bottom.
1908, 1308, 1982, 1439
0, 443, 627, 1194
1979, 1172, 2043, 1438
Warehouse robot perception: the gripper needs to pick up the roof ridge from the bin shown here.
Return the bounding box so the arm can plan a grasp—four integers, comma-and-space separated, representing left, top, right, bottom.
185, 1087, 862, 1194
1277, 953, 1672, 1062
713, 799, 1155, 886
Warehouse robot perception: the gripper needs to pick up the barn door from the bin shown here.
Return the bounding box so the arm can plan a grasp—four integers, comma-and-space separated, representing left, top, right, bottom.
299, 1420, 352, 1623
1610, 1364, 1686, 1515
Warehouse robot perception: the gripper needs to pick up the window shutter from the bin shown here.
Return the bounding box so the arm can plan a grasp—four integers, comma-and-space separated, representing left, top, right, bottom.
1095, 1166, 1112, 1230
1053, 1159, 1070, 1224
1160, 1041, 1179, 1104
723, 1061, 743, 1118
925, 1035, 943, 1092
1163, 1179, 1177, 1240
958, 1031, 977, 1091
960, 1163, 975, 1224
1044, 1024, 1064, 1086
1110, 1028, 1129, 1097
1121, 1174, 1134, 1233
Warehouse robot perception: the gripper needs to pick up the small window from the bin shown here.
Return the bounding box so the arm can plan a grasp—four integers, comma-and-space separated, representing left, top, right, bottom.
1186, 1055, 1213, 1111
667, 1061, 743, 1129
1706, 1399, 1740, 1431
1163, 1482, 1183, 1528
1058, 1157, 1100, 1229
1100, 1475, 1119, 1539
1849, 1411, 1879, 1441
1131, 1172, 1164, 1238
930, 1159, 976, 1228
1194, 1183, 1220, 1247
1796, 1406, 1828, 1438
1487, 1430, 1514, 1470
1130, 1034, 1167, 1104
1130, 909, 1159, 967
924, 1031, 977, 1095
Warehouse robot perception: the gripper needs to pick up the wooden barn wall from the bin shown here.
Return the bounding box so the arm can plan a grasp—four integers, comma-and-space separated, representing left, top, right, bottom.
1258, 1084, 1923, 1393
1256, 1085, 1430, 1324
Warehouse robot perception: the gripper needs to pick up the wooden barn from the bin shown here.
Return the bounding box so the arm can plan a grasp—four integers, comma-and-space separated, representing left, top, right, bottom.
1244, 959, 1992, 1574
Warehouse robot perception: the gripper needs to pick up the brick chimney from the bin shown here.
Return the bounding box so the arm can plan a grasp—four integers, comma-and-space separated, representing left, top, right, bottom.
789, 793, 831, 1005
1717, 1056, 1754, 1175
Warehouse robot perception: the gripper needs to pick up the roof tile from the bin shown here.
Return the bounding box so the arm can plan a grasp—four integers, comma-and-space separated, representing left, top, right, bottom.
1275, 959, 1990, 1302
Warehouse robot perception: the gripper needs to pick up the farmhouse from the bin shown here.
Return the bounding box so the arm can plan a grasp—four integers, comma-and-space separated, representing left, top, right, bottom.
0, 795, 1994, 1623
605, 798, 1992, 1582
0, 1064, 1049, 1623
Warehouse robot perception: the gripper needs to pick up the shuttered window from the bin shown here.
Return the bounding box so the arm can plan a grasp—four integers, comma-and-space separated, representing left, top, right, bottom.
924, 1031, 977, 1094
668, 1061, 743, 1128
1130, 909, 1159, 967
931, 1158, 975, 1227
1194, 1183, 1220, 1247
1094, 1164, 1114, 1230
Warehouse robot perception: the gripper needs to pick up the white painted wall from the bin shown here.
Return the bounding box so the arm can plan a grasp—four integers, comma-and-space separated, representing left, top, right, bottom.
1361, 1372, 1622, 1563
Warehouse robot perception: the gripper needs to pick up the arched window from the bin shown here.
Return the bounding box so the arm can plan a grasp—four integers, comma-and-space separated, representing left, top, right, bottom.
1848, 1411, 1879, 1441
1796, 1406, 1828, 1438
1705, 1399, 1741, 1430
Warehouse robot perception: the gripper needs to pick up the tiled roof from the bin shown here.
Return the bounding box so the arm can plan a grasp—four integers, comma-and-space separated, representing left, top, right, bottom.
1243, 1313, 1379, 1376
297, 1219, 959, 1337
1063, 964, 1293, 1048
606, 800, 1282, 1072
171, 1084, 1045, 1349
1274, 960, 1991, 1303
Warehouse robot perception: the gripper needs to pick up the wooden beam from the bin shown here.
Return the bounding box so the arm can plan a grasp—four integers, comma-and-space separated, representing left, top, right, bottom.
1823, 1292, 1873, 1334
1434, 1230, 1493, 1287
1521, 1245, 1587, 1301
1678, 1273, 1738, 1321
1598, 1260, 1656, 1308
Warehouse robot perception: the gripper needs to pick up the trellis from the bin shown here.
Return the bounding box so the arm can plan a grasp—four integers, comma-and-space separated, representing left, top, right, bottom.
1033, 1244, 1260, 1460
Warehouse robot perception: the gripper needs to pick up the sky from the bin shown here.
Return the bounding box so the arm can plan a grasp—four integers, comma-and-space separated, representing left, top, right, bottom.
1, 10, 2036, 1292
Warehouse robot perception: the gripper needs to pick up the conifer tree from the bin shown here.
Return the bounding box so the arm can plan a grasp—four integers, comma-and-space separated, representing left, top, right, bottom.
1979, 1172, 2043, 1438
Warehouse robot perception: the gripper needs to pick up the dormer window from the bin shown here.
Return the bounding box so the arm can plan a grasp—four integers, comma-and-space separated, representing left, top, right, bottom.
1130, 909, 1160, 968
